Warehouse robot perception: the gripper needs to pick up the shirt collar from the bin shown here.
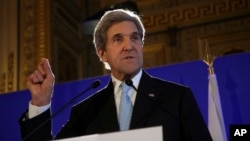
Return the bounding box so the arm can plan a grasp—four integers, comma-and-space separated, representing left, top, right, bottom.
111, 69, 142, 95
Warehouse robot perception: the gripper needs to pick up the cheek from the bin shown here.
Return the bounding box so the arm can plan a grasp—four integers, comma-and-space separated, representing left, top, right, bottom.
137, 48, 143, 58
105, 51, 119, 63
139, 53, 144, 65
110, 53, 120, 64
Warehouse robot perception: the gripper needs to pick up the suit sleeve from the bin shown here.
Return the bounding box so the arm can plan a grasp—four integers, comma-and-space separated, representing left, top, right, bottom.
19, 108, 52, 141
55, 105, 83, 139
180, 88, 213, 141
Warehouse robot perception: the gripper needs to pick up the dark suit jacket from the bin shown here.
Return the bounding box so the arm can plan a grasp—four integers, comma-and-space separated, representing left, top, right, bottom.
19, 70, 212, 141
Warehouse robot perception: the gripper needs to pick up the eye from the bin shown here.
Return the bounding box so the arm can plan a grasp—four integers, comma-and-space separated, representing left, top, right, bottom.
113, 36, 123, 43
131, 34, 141, 43
132, 35, 139, 40
114, 37, 121, 42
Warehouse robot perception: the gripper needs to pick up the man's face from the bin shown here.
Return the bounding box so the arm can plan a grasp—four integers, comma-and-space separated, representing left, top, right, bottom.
98, 21, 143, 80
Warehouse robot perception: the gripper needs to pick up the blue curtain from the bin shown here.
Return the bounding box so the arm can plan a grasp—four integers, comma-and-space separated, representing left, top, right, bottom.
1, 52, 249, 141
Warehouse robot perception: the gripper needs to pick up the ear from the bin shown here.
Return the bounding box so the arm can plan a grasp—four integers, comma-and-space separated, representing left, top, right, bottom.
97, 48, 107, 62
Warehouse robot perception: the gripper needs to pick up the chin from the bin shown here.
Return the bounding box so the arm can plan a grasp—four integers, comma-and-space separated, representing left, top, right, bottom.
124, 67, 140, 75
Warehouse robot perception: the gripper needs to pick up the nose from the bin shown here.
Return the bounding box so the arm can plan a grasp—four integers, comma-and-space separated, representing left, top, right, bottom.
123, 38, 133, 51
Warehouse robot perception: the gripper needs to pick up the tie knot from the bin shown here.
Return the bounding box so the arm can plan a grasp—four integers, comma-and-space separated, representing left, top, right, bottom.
121, 82, 130, 94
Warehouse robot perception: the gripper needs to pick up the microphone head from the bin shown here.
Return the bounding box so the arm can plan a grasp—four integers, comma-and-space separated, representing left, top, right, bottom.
125, 79, 133, 86
91, 80, 101, 89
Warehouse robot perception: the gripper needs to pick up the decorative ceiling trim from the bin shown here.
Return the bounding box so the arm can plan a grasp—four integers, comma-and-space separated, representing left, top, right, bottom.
143, 0, 250, 33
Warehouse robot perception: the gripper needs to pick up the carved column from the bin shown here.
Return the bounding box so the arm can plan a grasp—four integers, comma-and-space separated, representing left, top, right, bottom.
0, 0, 18, 93
19, 0, 51, 90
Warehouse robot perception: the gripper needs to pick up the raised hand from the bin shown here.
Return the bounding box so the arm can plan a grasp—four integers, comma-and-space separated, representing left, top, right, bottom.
27, 58, 55, 106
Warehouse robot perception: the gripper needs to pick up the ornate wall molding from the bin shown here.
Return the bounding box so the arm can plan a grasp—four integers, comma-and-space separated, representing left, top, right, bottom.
7, 52, 14, 91
1, 0, 249, 93
143, 43, 169, 68
179, 16, 250, 62
19, 0, 51, 90
0, 0, 18, 93
141, 0, 250, 33
0, 73, 6, 93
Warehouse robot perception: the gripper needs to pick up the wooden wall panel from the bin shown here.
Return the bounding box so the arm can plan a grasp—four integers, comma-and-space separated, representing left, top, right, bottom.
1, 0, 249, 93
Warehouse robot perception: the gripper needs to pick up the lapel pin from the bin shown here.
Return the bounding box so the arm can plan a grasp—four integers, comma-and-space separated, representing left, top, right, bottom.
148, 93, 155, 97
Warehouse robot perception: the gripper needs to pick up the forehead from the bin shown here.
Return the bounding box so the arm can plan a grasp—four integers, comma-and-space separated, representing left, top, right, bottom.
106, 21, 139, 37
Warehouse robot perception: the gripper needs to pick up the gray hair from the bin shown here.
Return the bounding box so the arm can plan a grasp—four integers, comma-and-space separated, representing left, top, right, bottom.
93, 9, 145, 51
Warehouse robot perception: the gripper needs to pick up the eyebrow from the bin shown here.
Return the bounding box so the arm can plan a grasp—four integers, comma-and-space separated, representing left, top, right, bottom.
112, 32, 140, 38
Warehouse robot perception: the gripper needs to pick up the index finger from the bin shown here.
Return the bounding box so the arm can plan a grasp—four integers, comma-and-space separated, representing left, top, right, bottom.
42, 58, 54, 79
37, 58, 47, 77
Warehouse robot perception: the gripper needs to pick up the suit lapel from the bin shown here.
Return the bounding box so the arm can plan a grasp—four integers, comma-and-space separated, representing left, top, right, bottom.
130, 71, 159, 129
98, 79, 120, 132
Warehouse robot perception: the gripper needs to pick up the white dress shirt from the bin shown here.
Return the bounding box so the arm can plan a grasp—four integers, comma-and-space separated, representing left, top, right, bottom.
111, 69, 142, 117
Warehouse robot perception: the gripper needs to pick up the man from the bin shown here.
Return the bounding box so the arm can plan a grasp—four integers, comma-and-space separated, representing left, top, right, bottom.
19, 9, 213, 141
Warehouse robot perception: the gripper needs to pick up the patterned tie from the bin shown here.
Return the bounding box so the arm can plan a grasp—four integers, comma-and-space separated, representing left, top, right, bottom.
119, 82, 132, 131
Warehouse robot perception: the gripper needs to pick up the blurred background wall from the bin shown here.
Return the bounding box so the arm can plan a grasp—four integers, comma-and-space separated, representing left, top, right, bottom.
0, 0, 249, 94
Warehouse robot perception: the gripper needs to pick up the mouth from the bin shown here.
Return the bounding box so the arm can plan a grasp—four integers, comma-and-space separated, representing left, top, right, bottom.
123, 56, 135, 60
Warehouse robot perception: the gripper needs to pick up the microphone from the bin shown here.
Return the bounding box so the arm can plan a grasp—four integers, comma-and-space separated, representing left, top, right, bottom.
125, 79, 154, 100
51, 80, 101, 118
125, 79, 137, 91
22, 80, 101, 141
125, 79, 155, 102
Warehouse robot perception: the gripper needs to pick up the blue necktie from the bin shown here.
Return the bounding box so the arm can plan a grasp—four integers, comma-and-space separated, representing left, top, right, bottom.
119, 82, 132, 131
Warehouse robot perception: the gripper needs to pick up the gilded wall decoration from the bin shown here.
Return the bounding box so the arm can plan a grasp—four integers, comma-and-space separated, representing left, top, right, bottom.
7, 52, 14, 91
142, 0, 250, 33
19, 0, 51, 90
1, 0, 249, 93
180, 16, 250, 61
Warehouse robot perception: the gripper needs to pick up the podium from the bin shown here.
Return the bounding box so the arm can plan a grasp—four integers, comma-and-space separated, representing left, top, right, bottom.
56, 126, 163, 141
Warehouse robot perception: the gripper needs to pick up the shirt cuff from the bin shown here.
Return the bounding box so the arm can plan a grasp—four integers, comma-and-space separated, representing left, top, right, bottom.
28, 101, 51, 119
